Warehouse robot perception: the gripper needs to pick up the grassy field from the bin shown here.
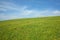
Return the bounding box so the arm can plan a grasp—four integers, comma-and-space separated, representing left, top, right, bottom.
0, 16, 60, 40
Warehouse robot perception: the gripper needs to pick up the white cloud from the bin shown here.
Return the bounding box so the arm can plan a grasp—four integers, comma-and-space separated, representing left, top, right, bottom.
52, 10, 60, 14
0, 2, 19, 11
22, 10, 33, 15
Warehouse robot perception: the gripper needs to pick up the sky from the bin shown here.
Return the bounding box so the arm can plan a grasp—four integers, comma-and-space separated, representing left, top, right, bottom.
0, 0, 60, 20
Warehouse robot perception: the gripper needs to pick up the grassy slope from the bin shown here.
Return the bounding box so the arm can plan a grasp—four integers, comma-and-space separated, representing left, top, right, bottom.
0, 16, 60, 40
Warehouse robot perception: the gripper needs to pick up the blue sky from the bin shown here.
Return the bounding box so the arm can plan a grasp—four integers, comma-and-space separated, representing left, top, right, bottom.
0, 0, 60, 20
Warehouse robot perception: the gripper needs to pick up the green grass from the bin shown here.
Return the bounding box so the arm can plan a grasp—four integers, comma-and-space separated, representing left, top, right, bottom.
0, 16, 60, 40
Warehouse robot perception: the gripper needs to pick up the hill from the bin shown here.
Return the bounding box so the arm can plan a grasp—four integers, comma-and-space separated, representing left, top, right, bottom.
0, 16, 60, 40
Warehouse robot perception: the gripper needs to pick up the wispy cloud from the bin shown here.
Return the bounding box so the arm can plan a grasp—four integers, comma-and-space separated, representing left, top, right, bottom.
52, 10, 60, 14
0, 1, 60, 20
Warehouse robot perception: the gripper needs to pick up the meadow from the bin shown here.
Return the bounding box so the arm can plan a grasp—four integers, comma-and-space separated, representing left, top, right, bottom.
0, 16, 60, 40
